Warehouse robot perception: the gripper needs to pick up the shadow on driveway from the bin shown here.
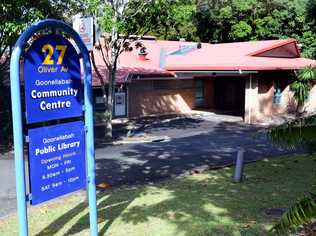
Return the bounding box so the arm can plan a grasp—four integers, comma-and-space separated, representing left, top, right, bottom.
95, 122, 296, 187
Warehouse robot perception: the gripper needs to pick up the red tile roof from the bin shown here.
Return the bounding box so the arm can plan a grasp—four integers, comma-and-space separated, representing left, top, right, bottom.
92, 38, 316, 86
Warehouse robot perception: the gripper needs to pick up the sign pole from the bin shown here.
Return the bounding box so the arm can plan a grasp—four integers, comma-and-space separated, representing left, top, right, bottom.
83, 49, 98, 236
10, 38, 29, 236
10, 19, 98, 236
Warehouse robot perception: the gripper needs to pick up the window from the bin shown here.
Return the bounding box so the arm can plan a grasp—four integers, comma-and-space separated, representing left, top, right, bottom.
273, 80, 282, 105
195, 80, 204, 99
195, 80, 205, 108
93, 89, 106, 112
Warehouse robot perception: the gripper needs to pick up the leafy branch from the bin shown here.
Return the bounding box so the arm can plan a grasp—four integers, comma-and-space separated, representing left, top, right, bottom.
271, 192, 316, 235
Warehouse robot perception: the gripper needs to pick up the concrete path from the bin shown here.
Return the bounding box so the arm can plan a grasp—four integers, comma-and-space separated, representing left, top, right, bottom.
0, 153, 17, 218
0, 114, 298, 218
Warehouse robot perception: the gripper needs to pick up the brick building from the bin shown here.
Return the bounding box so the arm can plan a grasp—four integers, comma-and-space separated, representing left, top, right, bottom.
92, 38, 316, 124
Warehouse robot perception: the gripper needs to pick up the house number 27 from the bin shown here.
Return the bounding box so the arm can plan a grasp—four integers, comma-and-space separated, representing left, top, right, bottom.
42, 44, 67, 65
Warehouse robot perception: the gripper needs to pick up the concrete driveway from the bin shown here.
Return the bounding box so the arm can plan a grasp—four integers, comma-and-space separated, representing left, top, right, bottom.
0, 113, 297, 218
95, 115, 294, 187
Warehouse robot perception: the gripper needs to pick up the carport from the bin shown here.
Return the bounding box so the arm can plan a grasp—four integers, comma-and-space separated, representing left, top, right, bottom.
174, 71, 258, 121
213, 77, 245, 116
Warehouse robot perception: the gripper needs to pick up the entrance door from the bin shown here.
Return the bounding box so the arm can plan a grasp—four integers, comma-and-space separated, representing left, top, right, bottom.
214, 78, 245, 116
114, 92, 126, 117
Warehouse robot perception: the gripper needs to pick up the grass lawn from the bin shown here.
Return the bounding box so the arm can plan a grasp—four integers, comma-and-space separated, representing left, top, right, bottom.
0, 154, 315, 236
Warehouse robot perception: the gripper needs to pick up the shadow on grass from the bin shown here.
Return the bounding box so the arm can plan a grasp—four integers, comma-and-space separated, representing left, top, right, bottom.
66, 189, 141, 236
35, 201, 87, 236
34, 156, 316, 236
33, 119, 310, 236
34, 188, 141, 236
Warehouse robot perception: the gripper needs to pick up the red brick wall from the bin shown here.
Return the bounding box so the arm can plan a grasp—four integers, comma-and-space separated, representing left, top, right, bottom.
254, 72, 297, 122
258, 77, 274, 117
128, 80, 195, 117
128, 73, 316, 122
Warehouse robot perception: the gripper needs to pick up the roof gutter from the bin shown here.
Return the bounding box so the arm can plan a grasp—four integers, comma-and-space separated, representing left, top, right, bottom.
134, 75, 178, 81
174, 70, 258, 79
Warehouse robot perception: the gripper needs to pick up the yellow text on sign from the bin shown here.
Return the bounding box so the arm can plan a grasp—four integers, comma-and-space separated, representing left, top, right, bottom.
42, 44, 67, 65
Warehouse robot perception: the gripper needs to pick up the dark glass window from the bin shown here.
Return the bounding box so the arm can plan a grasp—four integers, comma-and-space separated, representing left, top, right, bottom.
273, 80, 282, 105
195, 80, 205, 108
195, 80, 204, 99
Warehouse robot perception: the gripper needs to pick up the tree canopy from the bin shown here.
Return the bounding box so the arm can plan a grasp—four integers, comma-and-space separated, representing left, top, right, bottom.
0, 0, 84, 64
2, 0, 316, 59
130, 0, 316, 59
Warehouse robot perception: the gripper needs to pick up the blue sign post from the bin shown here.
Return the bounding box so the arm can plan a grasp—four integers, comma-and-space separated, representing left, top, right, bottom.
10, 19, 98, 236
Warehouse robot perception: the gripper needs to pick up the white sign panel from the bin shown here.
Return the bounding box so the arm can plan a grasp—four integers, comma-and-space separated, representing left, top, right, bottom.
73, 17, 94, 51
114, 93, 126, 117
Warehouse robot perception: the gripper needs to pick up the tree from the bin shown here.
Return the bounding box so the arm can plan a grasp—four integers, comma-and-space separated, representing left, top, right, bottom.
302, 0, 316, 59
86, 0, 190, 138
86, 0, 163, 138
142, 0, 197, 41
271, 192, 316, 235
306, 0, 316, 31
300, 31, 316, 59
194, 0, 311, 45
291, 66, 316, 114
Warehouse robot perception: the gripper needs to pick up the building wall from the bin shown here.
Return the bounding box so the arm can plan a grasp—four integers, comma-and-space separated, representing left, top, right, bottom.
128, 73, 316, 123
245, 71, 316, 123
256, 75, 296, 120
244, 75, 259, 123
258, 73, 297, 116
128, 79, 196, 117
128, 77, 244, 118
257, 77, 274, 118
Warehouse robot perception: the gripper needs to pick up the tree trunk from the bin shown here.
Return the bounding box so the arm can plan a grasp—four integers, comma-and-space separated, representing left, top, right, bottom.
90, 50, 107, 102
102, 4, 120, 139
296, 101, 305, 118
105, 69, 115, 138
